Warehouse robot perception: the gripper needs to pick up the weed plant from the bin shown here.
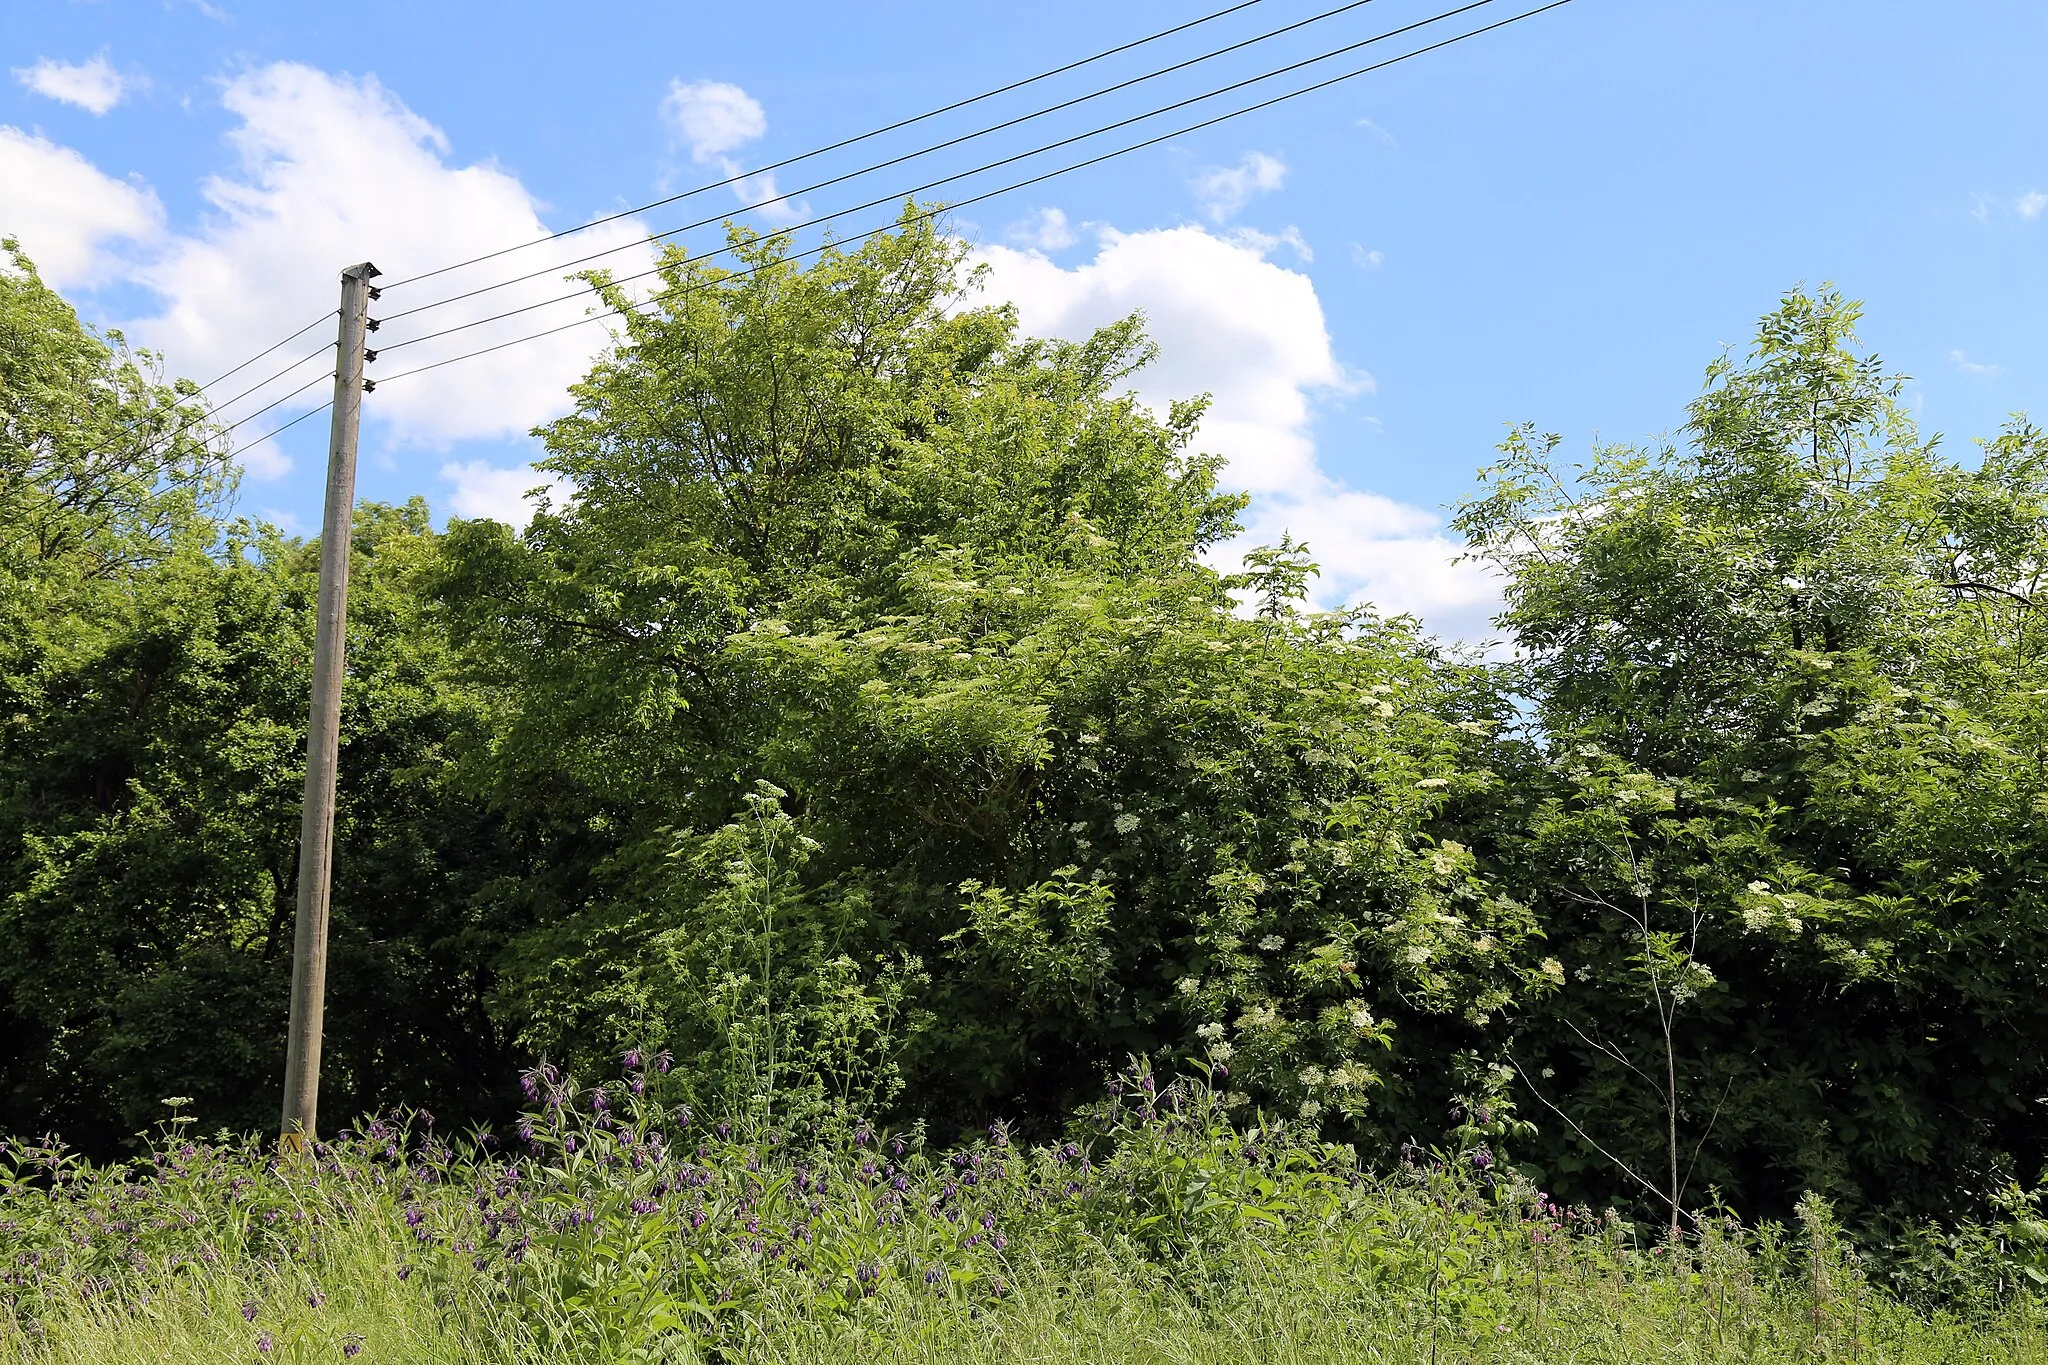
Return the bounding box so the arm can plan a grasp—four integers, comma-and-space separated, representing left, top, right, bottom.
4, 1058, 2043, 1363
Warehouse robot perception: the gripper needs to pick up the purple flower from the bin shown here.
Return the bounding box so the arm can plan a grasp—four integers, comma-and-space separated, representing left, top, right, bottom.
240, 1302, 258, 1323
1471, 1149, 1494, 1170
590, 1091, 609, 1113
622, 1049, 643, 1070
256, 1332, 275, 1353
344, 1339, 364, 1358
307, 1287, 325, 1309
655, 1050, 673, 1075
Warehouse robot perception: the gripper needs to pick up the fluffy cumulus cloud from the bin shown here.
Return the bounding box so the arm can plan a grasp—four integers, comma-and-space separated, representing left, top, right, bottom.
1005, 207, 1077, 252
0, 126, 162, 287
14, 53, 127, 114
1, 62, 657, 487
1188, 151, 1286, 223
439, 459, 572, 525
661, 79, 801, 222
974, 224, 1500, 640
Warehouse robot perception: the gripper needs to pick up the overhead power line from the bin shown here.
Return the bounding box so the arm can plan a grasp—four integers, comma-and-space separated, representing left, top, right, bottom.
377, 0, 1500, 359
378, 0, 1390, 326
378, 0, 1270, 292
194, 309, 338, 397
374, 0, 1571, 392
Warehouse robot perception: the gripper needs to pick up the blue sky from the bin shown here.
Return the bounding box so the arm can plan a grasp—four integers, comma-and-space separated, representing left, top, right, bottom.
5, 0, 2044, 637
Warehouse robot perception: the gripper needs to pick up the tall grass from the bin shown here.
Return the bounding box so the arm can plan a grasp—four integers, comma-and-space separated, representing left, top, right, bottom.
5, 1060, 2042, 1363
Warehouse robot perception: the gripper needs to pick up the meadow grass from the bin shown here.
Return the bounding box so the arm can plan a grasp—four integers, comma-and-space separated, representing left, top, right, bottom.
5, 1061, 2042, 1363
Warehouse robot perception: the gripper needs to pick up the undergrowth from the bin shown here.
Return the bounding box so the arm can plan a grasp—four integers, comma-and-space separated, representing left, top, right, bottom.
4, 1058, 2043, 1363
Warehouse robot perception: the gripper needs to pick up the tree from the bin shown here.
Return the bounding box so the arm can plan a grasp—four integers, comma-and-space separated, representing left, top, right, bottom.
436, 210, 1545, 1141
1459, 288, 2048, 1227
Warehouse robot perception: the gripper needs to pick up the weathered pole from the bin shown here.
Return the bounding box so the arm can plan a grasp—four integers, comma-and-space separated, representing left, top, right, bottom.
280, 260, 379, 1150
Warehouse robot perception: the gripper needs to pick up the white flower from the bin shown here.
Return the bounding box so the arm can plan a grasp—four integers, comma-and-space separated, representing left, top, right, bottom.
1259, 934, 1285, 952
1078, 733, 1102, 745
1069, 821, 1088, 833
1113, 813, 1140, 835
1298, 1065, 1326, 1088
1416, 777, 1451, 789
1176, 976, 1201, 996
1299, 1100, 1323, 1120
1210, 1042, 1235, 1062
1223, 1091, 1249, 1109
1746, 880, 1771, 894
1540, 957, 1565, 984
1349, 1004, 1375, 1030
1196, 1021, 1226, 1042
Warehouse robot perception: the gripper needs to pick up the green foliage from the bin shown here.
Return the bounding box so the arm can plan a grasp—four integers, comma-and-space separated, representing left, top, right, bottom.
5, 222, 2048, 1263
1458, 286, 2048, 1230
4, 1078, 2044, 1364
435, 209, 1540, 1145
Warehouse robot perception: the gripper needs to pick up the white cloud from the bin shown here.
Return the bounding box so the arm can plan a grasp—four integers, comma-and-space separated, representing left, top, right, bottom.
1951, 349, 2003, 377
1972, 190, 2046, 224
0, 125, 163, 287
1351, 245, 1384, 269
4, 64, 659, 484
1228, 225, 1311, 264
1188, 151, 1286, 223
1005, 207, 1077, 252
662, 80, 764, 162
1355, 118, 1397, 149
974, 225, 1499, 639
15, 54, 127, 115
440, 459, 571, 526
660, 78, 801, 222
117, 63, 658, 469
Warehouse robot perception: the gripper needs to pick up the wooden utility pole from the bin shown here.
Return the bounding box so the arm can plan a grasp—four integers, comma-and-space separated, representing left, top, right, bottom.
281, 261, 379, 1150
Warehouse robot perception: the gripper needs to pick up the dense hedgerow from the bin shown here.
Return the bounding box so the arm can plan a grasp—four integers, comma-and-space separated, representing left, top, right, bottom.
5, 1059, 2046, 1363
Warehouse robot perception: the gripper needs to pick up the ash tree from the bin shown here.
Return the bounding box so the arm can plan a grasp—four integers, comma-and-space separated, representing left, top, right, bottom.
1459, 288, 2048, 1229
435, 210, 1544, 1140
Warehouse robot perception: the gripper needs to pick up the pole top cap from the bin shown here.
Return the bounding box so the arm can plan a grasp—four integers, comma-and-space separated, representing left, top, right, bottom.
343, 262, 382, 281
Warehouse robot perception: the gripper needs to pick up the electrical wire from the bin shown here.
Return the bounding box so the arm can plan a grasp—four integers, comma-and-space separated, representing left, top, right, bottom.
376, 0, 1570, 390
226, 400, 335, 467
61, 333, 338, 476
378, 0, 1391, 326
193, 309, 337, 396
212, 369, 339, 444
377, 0, 1270, 292
377, 0, 1499, 358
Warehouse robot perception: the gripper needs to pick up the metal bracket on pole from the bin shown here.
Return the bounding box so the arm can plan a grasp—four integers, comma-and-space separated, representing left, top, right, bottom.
280, 260, 379, 1151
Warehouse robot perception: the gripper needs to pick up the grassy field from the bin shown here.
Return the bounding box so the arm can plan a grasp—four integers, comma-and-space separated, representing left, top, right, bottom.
5, 1063, 2042, 1363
